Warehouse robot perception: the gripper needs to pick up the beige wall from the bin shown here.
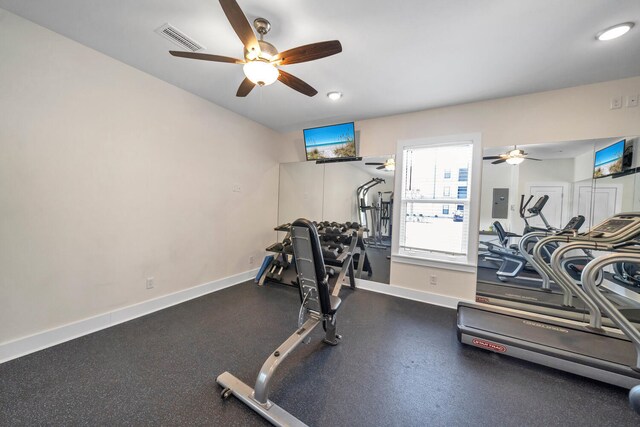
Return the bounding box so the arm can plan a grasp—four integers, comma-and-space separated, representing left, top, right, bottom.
323, 163, 374, 224
278, 161, 390, 225
278, 161, 324, 225
0, 10, 281, 344
281, 76, 640, 302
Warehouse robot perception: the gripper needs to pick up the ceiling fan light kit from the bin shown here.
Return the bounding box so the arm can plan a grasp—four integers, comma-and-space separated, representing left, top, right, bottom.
168, 0, 342, 97
483, 146, 542, 165
505, 156, 525, 165
243, 61, 278, 86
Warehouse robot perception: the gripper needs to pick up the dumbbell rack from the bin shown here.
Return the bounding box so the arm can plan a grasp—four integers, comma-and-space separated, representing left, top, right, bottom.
257, 221, 369, 291
257, 224, 296, 287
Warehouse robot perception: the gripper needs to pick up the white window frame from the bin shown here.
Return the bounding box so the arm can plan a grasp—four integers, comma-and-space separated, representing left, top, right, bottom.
391, 133, 482, 272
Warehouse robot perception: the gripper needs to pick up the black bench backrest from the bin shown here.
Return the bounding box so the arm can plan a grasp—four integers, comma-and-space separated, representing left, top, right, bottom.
493, 221, 508, 247
291, 218, 332, 316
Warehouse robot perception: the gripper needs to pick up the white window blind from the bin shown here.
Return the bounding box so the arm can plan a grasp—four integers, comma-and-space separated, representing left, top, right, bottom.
398, 143, 474, 261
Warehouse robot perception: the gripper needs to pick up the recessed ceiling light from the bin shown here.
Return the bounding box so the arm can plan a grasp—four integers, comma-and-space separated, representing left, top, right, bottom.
596, 22, 634, 41
327, 91, 343, 101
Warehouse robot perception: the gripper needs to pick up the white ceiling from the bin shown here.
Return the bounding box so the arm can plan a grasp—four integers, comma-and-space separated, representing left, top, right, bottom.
1, 0, 639, 132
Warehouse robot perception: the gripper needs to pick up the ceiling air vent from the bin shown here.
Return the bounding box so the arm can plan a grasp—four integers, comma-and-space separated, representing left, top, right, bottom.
155, 23, 204, 52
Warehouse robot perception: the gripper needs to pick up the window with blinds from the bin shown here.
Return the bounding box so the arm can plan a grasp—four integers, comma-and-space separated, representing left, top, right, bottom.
397, 142, 474, 261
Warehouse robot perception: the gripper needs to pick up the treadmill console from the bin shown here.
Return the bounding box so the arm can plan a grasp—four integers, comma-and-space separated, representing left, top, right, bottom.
592, 219, 634, 233
586, 214, 640, 239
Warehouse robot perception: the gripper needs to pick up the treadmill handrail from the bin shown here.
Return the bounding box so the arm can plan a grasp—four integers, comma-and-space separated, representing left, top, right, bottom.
548, 242, 602, 328
518, 231, 557, 292
582, 252, 640, 371
532, 219, 640, 305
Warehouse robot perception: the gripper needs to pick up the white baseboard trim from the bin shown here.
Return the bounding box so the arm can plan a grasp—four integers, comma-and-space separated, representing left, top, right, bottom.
0, 268, 259, 364
355, 278, 471, 309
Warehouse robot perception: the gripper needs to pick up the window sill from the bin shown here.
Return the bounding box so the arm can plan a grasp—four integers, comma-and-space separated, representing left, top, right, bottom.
391, 254, 477, 273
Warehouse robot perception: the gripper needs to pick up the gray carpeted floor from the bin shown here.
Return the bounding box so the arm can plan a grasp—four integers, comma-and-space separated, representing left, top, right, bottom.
1, 281, 638, 426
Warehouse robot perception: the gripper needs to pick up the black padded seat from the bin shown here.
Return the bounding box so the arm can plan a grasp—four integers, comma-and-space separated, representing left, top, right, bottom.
493, 221, 521, 248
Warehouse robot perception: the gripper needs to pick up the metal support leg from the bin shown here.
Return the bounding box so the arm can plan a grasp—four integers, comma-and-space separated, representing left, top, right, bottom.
347, 260, 356, 290
253, 317, 321, 405
356, 247, 366, 278
323, 315, 339, 346
216, 317, 322, 427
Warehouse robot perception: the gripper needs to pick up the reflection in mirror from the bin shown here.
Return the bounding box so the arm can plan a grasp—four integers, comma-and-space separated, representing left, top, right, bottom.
476, 138, 600, 319
476, 136, 640, 326
274, 157, 395, 285
591, 136, 640, 326
462, 136, 640, 390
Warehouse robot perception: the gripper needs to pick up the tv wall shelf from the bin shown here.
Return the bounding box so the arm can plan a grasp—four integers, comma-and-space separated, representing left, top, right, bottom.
316, 157, 362, 164
611, 166, 640, 179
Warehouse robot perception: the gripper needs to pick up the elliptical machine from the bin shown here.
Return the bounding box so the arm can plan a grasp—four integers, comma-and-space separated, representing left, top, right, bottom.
482, 194, 584, 283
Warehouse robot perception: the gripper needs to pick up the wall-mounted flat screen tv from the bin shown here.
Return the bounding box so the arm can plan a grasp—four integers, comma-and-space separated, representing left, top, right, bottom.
594, 139, 626, 178
303, 122, 357, 161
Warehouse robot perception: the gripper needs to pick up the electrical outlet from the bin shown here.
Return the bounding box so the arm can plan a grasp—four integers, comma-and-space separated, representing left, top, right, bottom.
249, 256, 255, 265
627, 94, 639, 108
232, 184, 241, 193
610, 96, 622, 110
146, 277, 154, 289
429, 275, 437, 286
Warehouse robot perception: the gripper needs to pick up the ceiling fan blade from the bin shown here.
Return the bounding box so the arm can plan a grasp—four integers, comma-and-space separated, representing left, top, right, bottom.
169, 51, 244, 64
236, 77, 255, 97
527, 158, 542, 161
377, 165, 385, 170
219, 0, 260, 55
277, 69, 318, 97
492, 159, 507, 164
483, 156, 503, 160
365, 162, 385, 165
272, 40, 342, 66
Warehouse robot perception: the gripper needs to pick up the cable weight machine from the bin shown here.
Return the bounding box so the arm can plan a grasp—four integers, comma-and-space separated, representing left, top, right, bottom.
356, 178, 392, 248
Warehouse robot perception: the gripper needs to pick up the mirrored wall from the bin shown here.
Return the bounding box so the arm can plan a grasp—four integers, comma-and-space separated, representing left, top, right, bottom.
476, 135, 640, 324
277, 157, 395, 284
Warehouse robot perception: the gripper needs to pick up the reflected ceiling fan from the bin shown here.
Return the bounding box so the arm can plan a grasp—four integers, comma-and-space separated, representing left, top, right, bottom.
483, 146, 542, 165
366, 158, 395, 171
168, 0, 342, 97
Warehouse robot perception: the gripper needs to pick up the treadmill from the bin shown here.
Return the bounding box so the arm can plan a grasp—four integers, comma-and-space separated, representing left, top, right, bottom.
477, 214, 640, 324
458, 213, 640, 388
476, 195, 585, 308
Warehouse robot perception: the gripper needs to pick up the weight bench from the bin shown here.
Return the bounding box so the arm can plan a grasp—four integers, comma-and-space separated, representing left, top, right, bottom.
217, 218, 344, 427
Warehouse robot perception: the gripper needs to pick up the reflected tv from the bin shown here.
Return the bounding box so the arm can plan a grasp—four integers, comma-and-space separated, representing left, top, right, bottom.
303, 122, 356, 161
594, 139, 627, 178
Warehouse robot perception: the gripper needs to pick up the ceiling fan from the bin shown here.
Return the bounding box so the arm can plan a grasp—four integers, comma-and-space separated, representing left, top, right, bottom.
483, 146, 542, 165
168, 0, 342, 97
366, 158, 395, 171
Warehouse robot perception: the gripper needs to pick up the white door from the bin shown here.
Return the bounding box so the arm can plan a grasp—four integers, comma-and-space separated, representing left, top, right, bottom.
526, 183, 569, 229
574, 180, 595, 231
576, 183, 622, 229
